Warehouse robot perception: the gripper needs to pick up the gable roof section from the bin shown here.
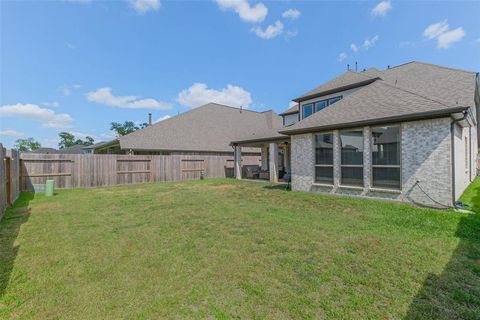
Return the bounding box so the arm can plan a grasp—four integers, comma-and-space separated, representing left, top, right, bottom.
280, 80, 468, 135
280, 104, 299, 115
293, 70, 379, 102
119, 103, 283, 153
379, 61, 476, 107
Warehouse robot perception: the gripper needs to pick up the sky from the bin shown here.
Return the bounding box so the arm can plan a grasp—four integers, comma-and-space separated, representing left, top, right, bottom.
1, 0, 479, 149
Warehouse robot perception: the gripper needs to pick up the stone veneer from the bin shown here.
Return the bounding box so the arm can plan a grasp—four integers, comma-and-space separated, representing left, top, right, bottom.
290, 117, 454, 207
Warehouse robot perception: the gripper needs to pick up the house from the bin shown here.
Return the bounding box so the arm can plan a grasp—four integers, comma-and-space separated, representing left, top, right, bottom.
98, 102, 282, 156
28, 145, 89, 154
83, 140, 120, 154
232, 61, 479, 208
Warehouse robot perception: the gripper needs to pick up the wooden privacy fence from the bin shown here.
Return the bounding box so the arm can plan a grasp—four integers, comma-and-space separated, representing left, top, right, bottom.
0, 144, 21, 218
19, 153, 260, 191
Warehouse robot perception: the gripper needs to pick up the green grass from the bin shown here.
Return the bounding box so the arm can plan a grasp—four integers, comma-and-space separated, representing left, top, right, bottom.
0, 179, 479, 319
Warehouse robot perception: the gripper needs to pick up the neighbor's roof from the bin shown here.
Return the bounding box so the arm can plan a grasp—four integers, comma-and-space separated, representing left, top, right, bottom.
120, 103, 283, 153
280, 61, 476, 134
85, 139, 119, 150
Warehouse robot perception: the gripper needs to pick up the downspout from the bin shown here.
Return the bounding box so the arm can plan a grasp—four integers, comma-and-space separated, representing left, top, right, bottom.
451, 110, 468, 205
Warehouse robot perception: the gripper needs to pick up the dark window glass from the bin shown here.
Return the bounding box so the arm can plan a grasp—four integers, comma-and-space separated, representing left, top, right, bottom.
315, 166, 333, 184
340, 131, 363, 165
341, 167, 364, 186
328, 96, 342, 105
315, 133, 333, 165
315, 100, 328, 112
372, 126, 400, 165
303, 104, 313, 119
372, 167, 401, 189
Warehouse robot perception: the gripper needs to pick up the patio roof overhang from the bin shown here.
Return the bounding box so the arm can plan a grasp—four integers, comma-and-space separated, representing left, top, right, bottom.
230, 135, 290, 148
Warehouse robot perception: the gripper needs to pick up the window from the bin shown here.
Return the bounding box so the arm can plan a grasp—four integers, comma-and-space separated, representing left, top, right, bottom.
328, 96, 342, 105
302, 96, 343, 119
315, 100, 327, 112
302, 104, 313, 119
371, 126, 401, 189
340, 130, 364, 186
315, 133, 334, 184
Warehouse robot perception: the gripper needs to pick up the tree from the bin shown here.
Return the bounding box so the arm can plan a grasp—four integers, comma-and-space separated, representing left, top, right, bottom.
58, 132, 95, 149
110, 121, 142, 136
14, 138, 41, 152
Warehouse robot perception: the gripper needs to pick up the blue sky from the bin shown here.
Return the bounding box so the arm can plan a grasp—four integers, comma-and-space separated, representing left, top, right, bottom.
1, 0, 479, 148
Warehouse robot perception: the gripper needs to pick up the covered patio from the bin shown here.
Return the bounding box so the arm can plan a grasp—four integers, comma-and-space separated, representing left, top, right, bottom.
231, 132, 291, 183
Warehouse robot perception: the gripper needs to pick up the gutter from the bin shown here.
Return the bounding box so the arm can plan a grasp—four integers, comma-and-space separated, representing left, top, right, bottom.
279, 106, 469, 136
451, 110, 469, 205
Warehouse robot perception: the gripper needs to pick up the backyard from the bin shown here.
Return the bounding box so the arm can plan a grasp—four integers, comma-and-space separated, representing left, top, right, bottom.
0, 179, 479, 319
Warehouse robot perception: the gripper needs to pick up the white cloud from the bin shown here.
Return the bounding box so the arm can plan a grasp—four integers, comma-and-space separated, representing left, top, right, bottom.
252, 20, 283, 39
59, 84, 81, 96
216, 0, 268, 23
0, 103, 73, 129
286, 30, 298, 39
42, 101, 60, 108
86, 87, 173, 110
350, 43, 359, 52
423, 20, 465, 49
371, 1, 392, 17
338, 52, 348, 62
282, 8, 300, 20
156, 115, 171, 122
363, 35, 379, 49
0, 129, 25, 138
423, 20, 449, 39
177, 83, 252, 109
437, 27, 465, 49
129, 0, 160, 14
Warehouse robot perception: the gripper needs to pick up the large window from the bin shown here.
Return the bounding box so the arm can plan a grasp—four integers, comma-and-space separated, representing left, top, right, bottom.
315, 133, 334, 184
302, 96, 342, 119
340, 130, 364, 186
302, 104, 313, 119
371, 126, 401, 189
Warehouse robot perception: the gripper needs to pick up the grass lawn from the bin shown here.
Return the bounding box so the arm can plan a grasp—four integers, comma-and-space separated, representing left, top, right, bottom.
0, 179, 479, 319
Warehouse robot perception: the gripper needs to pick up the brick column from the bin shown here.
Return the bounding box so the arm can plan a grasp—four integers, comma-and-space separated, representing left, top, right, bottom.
284, 143, 291, 173
333, 130, 341, 188
234, 145, 242, 180
363, 126, 371, 191
269, 142, 278, 183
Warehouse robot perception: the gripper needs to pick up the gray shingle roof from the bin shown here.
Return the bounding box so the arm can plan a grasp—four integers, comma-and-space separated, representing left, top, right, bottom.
281, 61, 476, 134
280, 104, 299, 115
280, 80, 468, 135
293, 70, 379, 102
120, 103, 283, 153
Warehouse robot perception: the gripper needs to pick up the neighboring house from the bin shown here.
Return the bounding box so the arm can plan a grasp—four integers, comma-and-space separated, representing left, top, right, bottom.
83, 140, 120, 154
28, 145, 88, 154
103, 102, 282, 156
232, 61, 479, 208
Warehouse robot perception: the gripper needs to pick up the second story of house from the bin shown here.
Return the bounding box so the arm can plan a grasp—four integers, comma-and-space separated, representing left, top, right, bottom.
279, 61, 478, 128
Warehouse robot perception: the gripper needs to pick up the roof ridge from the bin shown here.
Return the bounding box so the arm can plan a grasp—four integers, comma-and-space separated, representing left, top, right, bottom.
206, 102, 263, 113
385, 61, 476, 75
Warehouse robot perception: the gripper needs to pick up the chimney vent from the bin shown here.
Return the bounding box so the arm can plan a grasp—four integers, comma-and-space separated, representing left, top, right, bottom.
148, 113, 152, 126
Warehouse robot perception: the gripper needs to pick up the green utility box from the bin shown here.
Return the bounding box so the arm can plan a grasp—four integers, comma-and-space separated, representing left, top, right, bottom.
45, 179, 55, 196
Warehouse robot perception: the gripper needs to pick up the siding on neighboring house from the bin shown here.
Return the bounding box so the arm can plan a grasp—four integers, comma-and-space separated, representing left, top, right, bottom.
290, 117, 465, 207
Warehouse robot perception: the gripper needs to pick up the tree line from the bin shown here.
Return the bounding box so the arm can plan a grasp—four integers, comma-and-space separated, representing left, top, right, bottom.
14, 120, 149, 152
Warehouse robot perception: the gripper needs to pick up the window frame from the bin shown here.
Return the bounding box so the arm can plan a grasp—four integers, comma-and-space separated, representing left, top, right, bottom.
301, 95, 343, 120
302, 103, 314, 119
370, 125, 402, 190
339, 129, 364, 187
314, 132, 334, 185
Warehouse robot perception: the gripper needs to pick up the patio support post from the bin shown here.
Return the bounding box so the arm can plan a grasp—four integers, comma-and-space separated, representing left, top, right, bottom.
234, 145, 242, 180
261, 145, 269, 170
269, 142, 278, 183
284, 143, 291, 173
